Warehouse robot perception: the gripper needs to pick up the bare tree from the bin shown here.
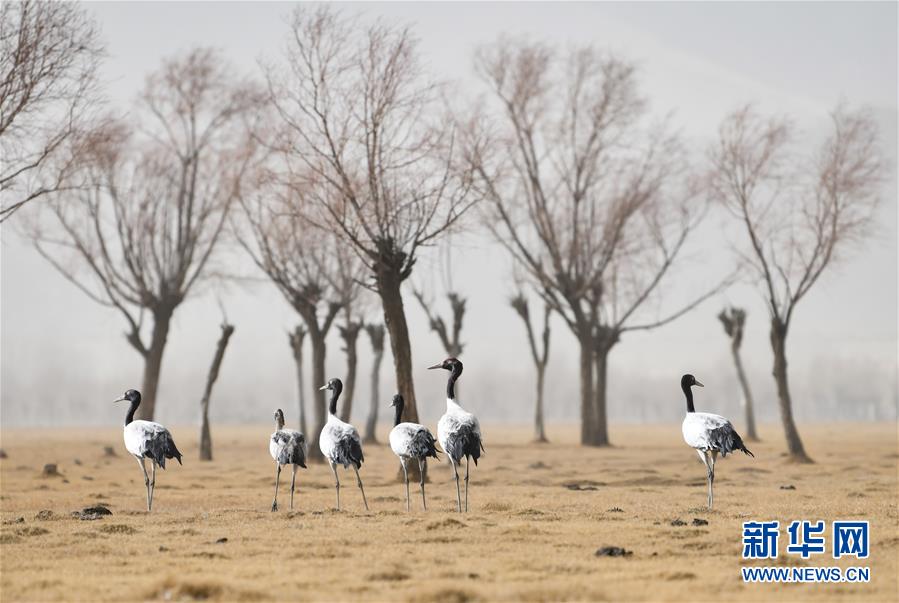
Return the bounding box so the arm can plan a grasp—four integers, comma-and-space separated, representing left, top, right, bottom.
1, 0, 103, 221
468, 40, 722, 446
363, 323, 386, 444
718, 307, 758, 441
709, 105, 883, 462
412, 289, 467, 358
338, 315, 363, 422
288, 325, 308, 435
30, 49, 256, 420
265, 7, 476, 430
237, 184, 355, 462
510, 293, 552, 442
199, 320, 235, 461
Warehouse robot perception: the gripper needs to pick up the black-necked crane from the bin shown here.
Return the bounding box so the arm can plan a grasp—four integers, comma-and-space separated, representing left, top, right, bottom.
318, 378, 368, 511
388, 394, 440, 511
113, 389, 182, 511
430, 358, 483, 513
270, 408, 307, 512
680, 374, 754, 509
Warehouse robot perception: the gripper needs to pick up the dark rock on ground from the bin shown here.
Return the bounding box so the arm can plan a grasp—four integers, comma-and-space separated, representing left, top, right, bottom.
595, 546, 632, 557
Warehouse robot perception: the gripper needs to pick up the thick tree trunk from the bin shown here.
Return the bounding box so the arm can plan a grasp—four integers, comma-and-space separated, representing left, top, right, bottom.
731, 343, 759, 441
377, 270, 419, 423
199, 323, 235, 461
364, 329, 384, 444
339, 323, 361, 422
589, 343, 612, 447
306, 333, 328, 463
770, 321, 812, 462
288, 326, 308, 435
577, 328, 595, 445
534, 365, 548, 443
136, 309, 173, 421
376, 264, 425, 481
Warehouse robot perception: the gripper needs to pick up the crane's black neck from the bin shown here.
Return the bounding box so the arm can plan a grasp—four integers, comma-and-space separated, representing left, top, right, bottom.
393, 400, 404, 427
683, 381, 695, 413
446, 364, 462, 400
125, 400, 140, 426
328, 384, 342, 416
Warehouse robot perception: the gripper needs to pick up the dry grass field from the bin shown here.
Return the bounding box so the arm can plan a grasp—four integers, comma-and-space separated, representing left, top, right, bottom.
1, 423, 896, 602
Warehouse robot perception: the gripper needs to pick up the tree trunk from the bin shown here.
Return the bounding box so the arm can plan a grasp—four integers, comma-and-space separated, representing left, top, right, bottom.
288, 326, 308, 436
534, 364, 548, 443
731, 341, 759, 441
377, 269, 419, 423
136, 309, 173, 421
306, 333, 328, 463
339, 323, 361, 422
199, 322, 235, 461
577, 328, 595, 445
589, 343, 612, 447
770, 321, 812, 462
364, 327, 385, 444
376, 265, 425, 481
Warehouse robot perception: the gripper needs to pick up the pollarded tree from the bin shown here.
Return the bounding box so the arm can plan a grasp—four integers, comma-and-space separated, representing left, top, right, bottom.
362, 323, 386, 444
31, 49, 257, 420
468, 39, 723, 445
1, 0, 103, 221
510, 292, 551, 443
718, 307, 758, 441
710, 105, 883, 462
412, 289, 466, 358
288, 325, 308, 435
264, 7, 476, 428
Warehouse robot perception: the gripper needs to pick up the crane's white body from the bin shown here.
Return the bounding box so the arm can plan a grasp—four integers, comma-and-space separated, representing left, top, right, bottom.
437, 399, 481, 461
270, 428, 306, 464
389, 422, 430, 459
682, 412, 730, 450
124, 420, 171, 460
319, 414, 362, 466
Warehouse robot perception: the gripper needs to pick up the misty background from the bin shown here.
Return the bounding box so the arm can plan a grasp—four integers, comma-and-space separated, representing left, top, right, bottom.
1, 2, 896, 430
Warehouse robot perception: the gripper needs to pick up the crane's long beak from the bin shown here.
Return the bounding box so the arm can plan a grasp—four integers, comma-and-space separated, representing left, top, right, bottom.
112, 396, 127, 404
695, 380, 705, 388
427, 363, 442, 370
318, 384, 329, 391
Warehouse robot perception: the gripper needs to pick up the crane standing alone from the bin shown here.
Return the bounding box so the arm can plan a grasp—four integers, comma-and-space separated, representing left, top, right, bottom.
270, 409, 307, 511
431, 358, 483, 512
319, 378, 369, 511
388, 394, 440, 511
680, 374, 754, 509
113, 389, 182, 511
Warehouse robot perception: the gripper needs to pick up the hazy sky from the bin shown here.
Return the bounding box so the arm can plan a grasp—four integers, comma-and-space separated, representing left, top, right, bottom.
1, 2, 896, 429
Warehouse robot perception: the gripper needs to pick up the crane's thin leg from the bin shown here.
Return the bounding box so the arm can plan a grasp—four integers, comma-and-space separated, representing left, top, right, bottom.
329, 461, 340, 511
353, 465, 369, 511
290, 465, 297, 511
464, 456, 470, 513
149, 461, 157, 511
450, 458, 462, 513
696, 449, 712, 510
271, 464, 281, 512
709, 451, 718, 510
418, 457, 427, 511
400, 458, 410, 511
136, 457, 151, 512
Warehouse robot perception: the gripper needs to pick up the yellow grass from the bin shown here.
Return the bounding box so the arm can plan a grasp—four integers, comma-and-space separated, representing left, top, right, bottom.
1, 423, 896, 602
